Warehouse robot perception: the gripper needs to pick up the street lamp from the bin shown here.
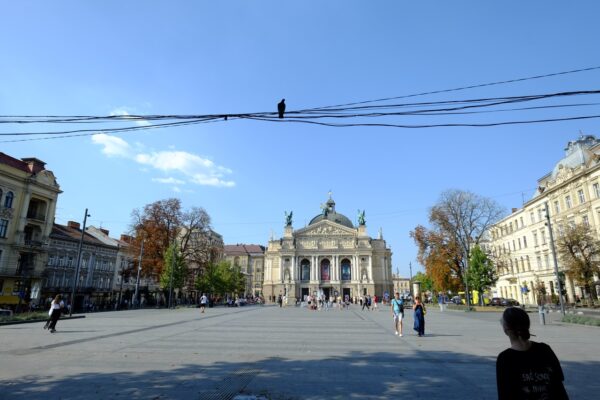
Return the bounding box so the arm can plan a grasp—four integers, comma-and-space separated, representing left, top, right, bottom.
133, 238, 144, 308
544, 202, 566, 316
70, 208, 90, 317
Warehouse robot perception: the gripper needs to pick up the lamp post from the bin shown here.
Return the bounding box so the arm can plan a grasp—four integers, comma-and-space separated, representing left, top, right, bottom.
133, 238, 144, 308
168, 244, 175, 309
544, 202, 566, 316
70, 208, 90, 317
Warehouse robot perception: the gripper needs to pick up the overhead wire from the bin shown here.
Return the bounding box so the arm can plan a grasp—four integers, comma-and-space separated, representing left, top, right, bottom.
1, 65, 600, 142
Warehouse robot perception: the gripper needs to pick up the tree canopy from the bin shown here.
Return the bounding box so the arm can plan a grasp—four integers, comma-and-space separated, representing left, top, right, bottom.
466, 245, 497, 305
557, 223, 600, 301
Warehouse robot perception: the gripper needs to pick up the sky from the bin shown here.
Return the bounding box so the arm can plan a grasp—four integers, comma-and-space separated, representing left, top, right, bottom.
1, 1, 600, 277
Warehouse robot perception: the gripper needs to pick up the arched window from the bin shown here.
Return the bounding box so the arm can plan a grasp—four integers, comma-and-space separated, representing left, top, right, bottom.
341, 258, 351, 281
301, 259, 310, 281
4, 191, 13, 208
320, 259, 330, 281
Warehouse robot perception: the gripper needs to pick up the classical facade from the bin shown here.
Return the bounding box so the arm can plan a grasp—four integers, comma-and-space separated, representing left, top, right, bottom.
263, 196, 393, 302
0, 153, 61, 309
44, 222, 118, 310
223, 244, 265, 296
489, 135, 600, 305
392, 274, 411, 297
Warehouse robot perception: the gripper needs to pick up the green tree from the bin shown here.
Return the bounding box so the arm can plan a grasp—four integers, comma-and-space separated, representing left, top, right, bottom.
466, 245, 498, 306
412, 271, 434, 293
160, 244, 188, 294
195, 260, 246, 298
557, 223, 600, 304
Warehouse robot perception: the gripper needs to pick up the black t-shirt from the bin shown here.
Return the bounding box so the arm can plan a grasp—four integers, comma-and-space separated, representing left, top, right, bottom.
496, 341, 569, 400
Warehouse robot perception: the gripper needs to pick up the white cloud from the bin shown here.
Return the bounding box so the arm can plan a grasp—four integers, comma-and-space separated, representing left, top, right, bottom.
91, 133, 132, 158
92, 134, 235, 188
110, 108, 150, 126
152, 177, 186, 185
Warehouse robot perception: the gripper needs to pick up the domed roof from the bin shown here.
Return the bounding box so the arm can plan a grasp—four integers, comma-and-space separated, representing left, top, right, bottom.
308, 195, 354, 228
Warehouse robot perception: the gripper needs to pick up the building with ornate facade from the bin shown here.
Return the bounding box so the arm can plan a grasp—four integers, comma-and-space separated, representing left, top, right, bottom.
0, 153, 61, 309
44, 222, 117, 310
223, 244, 265, 296
263, 196, 393, 303
392, 274, 411, 297
489, 135, 600, 305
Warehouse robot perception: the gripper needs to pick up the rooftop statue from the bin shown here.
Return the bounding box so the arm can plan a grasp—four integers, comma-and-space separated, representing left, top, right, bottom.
284, 211, 293, 226
358, 209, 366, 226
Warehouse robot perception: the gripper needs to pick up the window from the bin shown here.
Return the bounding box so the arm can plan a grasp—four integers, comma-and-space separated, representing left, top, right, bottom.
0, 219, 8, 237
565, 195, 572, 209
554, 201, 560, 214
320, 259, 330, 280
518, 238, 522, 249
594, 182, 600, 198
523, 236, 528, 248
578, 189, 586, 204
520, 216, 524, 227
4, 192, 13, 208
544, 254, 550, 269
530, 212, 535, 224
512, 240, 516, 251
537, 209, 543, 222
341, 258, 352, 280
533, 232, 538, 246
536, 256, 542, 270
540, 229, 546, 245
300, 259, 310, 280
583, 215, 590, 227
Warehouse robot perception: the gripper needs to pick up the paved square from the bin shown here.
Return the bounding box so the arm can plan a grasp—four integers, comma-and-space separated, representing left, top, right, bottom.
1, 305, 598, 399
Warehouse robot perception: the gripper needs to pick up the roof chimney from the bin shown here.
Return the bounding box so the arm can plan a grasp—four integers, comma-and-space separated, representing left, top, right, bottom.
21, 157, 46, 174
120, 234, 133, 243
67, 221, 81, 230
100, 228, 110, 236
511, 208, 518, 213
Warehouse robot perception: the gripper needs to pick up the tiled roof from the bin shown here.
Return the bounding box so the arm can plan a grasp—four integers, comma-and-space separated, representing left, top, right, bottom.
0, 152, 30, 173
224, 244, 265, 255
51, 223, 111, 247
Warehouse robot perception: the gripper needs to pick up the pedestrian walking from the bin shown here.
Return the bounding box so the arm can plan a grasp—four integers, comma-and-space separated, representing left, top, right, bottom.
277, 294, 283, 308
199, 293, 208, 313
496, 307, 569, 399
391, 292, 404, 337
372, 295, 378, 311
45, 294, 64, 333
413, 296, 425, 337
362, 294, 370, 311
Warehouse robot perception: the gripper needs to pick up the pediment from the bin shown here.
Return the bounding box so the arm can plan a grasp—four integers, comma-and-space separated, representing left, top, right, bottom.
295, 220, 356, 237
36, 170, 60, 189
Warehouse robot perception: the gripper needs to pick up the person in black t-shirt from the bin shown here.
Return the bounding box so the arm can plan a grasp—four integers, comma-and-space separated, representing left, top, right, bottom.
496, 307, 569, 399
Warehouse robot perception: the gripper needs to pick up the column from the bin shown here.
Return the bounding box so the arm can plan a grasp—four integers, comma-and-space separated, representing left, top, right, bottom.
368, 256, 372, 282
334, 255, 339, 281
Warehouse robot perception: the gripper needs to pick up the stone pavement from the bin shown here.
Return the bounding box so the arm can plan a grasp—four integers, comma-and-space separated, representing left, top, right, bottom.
0, 305, 598, 399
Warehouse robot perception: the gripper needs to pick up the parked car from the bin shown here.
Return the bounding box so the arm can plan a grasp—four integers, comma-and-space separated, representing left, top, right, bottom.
449, 296, 462, 305
501, 298, 520, 307
489, 297, 504, 306
0, 308, 13, 317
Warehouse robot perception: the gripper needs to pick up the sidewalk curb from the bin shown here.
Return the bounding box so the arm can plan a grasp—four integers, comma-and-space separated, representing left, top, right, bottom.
0, 315, 86, 326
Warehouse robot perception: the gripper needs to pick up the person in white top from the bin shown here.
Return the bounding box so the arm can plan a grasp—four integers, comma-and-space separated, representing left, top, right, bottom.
200, 293, 208, 314
45, 294, 64, 333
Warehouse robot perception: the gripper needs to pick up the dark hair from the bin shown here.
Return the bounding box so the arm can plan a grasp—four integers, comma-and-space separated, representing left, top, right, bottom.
54, 294, 62, 302
502, 307, 530, 339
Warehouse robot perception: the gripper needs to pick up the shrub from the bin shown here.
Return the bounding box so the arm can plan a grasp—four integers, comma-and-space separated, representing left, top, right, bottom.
562, 314, 600, 327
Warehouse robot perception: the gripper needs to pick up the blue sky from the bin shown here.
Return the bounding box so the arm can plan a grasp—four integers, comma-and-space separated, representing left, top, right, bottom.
1, 1, 600, 277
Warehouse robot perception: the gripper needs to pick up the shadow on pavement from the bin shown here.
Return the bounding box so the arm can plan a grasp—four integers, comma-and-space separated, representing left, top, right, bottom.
1, 349, 597, 399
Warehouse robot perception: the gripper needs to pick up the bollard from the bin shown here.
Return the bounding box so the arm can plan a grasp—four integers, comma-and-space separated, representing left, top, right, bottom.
538, 305, 546, 325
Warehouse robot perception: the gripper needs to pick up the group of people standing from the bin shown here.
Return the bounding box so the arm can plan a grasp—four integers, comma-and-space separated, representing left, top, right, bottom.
390, 292, 425, 337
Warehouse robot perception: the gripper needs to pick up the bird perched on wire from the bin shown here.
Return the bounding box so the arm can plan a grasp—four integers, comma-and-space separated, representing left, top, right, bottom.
278, 99, 286, 119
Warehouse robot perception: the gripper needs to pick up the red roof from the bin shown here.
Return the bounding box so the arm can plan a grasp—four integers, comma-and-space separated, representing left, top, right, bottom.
0, 152, 30, 173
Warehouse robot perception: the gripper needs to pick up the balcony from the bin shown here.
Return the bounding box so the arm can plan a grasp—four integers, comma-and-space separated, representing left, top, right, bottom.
26, 211, 46, 222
